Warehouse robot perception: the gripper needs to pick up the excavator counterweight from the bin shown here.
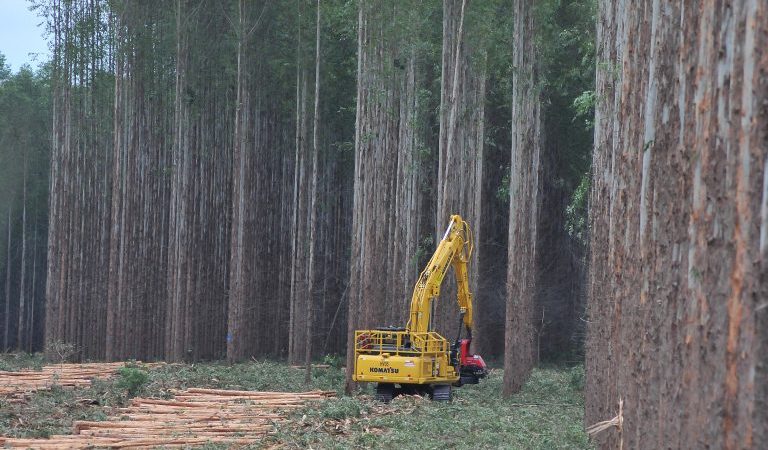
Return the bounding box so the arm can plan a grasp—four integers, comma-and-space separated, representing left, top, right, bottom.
352, 214, 488, 402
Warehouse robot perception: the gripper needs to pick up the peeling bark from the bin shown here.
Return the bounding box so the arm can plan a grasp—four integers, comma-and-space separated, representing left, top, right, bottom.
587, 0, 768, 447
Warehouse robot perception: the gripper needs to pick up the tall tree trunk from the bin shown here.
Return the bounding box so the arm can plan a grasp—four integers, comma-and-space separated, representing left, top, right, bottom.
586, 0, 768, 448
28, 224, 37, 353
288, 0, 311, 364
4, 206, 11, 350
45, 0, 63, 353
345, 2, 366, 394
17, 152, 28, 349
288, 0, 302, 364
166, 0, 190, 362
227, 0, 248, 364
305, 0, 322, 383
105, 10, 124, 361
289, 69, 310, 364
503, 0, 541, 396
438, 0, 468, 215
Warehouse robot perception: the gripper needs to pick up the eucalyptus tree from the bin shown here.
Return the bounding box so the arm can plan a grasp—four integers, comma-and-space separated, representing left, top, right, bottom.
586, 0, 768, 447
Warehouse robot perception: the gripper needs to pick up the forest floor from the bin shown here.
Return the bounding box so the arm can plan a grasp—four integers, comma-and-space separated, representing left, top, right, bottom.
0, 353, 590, 449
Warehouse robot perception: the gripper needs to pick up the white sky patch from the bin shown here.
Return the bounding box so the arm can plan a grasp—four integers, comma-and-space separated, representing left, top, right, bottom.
0, 0, 50, 71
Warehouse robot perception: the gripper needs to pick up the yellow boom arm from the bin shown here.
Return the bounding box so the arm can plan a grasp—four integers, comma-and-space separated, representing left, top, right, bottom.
406, 215, 474, 335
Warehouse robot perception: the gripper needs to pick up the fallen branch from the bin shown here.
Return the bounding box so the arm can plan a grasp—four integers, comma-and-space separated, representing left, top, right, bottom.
586, 397, 623, 449
507, 403, 581, 407
290, 364, 331, 369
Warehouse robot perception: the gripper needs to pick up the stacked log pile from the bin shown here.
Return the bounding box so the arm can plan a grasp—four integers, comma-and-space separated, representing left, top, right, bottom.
0, 388, 335, 448
0, 363, 156, 398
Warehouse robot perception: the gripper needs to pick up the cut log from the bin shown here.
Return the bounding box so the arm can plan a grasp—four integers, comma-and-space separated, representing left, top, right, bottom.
1, 386, 334, 448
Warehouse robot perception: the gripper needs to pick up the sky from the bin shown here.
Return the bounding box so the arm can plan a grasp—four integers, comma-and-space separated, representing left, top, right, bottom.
0, 0, 50, 72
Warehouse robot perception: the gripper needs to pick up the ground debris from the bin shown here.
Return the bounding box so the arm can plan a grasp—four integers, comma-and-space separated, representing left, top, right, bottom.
0, 362, 163, 400
0, 380, 335, 449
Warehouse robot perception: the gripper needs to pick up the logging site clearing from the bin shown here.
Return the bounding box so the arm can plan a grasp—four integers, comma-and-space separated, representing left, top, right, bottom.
0, 354, 588, 449
2, 0, 766, 448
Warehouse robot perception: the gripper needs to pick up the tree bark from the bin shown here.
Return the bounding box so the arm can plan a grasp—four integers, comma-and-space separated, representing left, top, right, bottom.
289, 68, 310, 364
105, 8, 124, 361
586, 0, 768, 448
28, 224, 37, 352
503, 0, 541, 396
17, 148, 28, 349
305, 0, 322, 383
4, 206, 11, 350
227, 0, 248, 364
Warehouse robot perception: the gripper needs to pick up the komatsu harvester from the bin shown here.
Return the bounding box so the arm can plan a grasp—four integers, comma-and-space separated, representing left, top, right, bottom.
352, 214, 488, 402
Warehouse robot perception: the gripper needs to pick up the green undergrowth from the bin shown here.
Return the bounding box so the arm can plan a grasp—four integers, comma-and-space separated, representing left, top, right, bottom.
270, 365, 590, 450
0, 352, 45, 371
0, 354, 589, 449
141, 359, 346, 399
0, 385, 109, 438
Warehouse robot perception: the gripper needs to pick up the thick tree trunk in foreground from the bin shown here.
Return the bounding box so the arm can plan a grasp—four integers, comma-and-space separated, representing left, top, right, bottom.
586, 0, 767, 448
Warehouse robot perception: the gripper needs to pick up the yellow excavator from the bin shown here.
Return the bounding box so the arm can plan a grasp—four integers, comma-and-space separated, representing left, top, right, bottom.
352, 214, 488, 402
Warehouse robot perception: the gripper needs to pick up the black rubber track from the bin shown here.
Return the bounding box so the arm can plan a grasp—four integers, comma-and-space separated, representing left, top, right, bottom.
375, 383, 395, 403
431, 384, 452, 402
